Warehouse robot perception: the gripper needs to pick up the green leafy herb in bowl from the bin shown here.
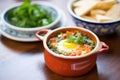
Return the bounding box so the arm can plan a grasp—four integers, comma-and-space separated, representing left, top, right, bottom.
1, 0, 61, 33
7, 0, 53, 28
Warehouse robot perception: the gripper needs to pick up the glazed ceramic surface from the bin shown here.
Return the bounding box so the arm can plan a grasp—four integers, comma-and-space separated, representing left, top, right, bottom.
44, 49, 97, 76
36, 27, 109, 76
72, 17, 120, 35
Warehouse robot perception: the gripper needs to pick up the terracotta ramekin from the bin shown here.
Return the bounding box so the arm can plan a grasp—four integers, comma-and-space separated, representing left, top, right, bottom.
36, 27, 109, 76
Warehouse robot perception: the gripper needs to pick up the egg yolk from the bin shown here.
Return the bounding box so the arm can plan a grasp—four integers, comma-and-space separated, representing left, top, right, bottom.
63, 41, 77, 49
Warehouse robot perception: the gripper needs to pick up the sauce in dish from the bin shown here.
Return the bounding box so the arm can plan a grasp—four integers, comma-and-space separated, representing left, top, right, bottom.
47, 30, 95, 56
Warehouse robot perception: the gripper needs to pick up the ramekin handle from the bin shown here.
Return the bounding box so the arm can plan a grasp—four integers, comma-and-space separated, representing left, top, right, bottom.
97, 42, 109, 54
36, 29, 51, 41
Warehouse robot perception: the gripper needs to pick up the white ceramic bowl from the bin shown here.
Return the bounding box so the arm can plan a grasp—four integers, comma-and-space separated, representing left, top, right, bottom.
1, 1, 61, 33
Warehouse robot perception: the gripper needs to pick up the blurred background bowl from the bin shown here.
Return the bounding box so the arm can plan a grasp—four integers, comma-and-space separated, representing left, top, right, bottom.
1, 1, 61, 34
68, 0, 120, 35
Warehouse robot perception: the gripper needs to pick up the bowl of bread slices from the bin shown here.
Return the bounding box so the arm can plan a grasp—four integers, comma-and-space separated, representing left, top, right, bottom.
68, 0, 120, 35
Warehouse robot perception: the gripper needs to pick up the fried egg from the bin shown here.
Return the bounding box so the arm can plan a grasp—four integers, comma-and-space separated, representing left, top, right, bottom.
57, 39, 81, 55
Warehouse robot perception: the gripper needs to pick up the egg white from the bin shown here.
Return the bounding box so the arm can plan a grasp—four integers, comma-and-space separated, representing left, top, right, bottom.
57, 39, 80, 55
